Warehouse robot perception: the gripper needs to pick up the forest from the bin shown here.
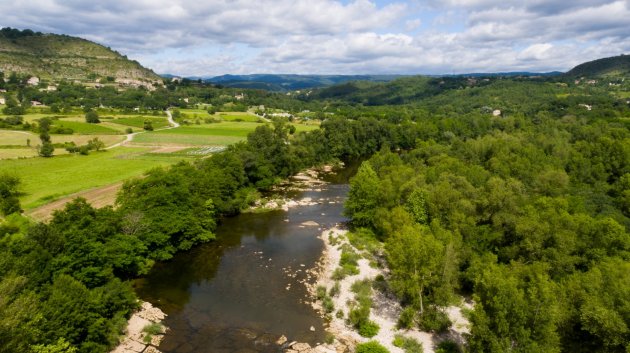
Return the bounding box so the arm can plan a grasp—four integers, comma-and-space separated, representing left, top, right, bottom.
0, 71, 629, 352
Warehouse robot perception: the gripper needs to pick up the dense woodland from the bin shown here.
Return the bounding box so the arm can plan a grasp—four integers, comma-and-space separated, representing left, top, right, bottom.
1, 67, 629, 352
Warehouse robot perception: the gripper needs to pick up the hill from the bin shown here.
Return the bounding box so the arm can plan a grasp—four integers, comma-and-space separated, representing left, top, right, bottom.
308, 75, 502, 105
565, 54, 630, 77
0, 27, 162, 83
205, 74, 403, 91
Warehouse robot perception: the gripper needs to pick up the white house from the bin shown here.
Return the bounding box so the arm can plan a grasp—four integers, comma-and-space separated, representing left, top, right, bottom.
0, 97, 6, 105
27, 76, 40, 86
492, 109, 502, 117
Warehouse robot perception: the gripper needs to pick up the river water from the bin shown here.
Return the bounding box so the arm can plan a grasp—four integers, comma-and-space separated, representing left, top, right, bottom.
134, 166, 357, 353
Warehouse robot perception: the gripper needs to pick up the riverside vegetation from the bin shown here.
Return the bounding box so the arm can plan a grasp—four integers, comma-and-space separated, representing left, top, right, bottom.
0, 53, 629, 353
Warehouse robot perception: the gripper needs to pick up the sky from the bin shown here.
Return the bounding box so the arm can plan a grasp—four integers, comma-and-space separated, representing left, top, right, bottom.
1, 0, 629, 76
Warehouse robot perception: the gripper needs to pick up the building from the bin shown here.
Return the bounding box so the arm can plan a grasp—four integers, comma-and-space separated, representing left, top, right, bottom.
27, 76, 40, 86
0, 97, 6, 105
492, 109, 502, 117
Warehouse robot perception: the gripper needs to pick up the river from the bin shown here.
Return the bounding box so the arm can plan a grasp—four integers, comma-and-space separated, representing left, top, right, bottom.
134, 165, 358, 353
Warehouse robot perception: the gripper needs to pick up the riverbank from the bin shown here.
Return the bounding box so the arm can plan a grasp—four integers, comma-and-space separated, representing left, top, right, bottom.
248, 164, 343, 212
110, 302, 167, 353
307, 227, 472, 353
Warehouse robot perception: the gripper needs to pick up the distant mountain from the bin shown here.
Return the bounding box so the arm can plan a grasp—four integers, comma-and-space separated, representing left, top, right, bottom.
566, 54, 630, 77
434, 71, 562, 78
0, 27, 162, 82
204, 74, 404, 91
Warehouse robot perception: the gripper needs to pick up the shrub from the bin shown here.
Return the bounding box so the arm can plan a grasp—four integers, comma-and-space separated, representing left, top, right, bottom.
348, 302, 371, 328
85, 110, 100, 123
336, 310, 345, 319
393, 334, 423, 353
356, 341, 390, 353
143, 120, 154, 131
436, 340, 461, 353
125, 127, 133, 134
329, 282, 340, 297
417, 306, 451, 333
142, 323, 164, 343
397, 306, 417, 329
323, 296, 335, 313
316, 285, 327, 300
359, 320, 380, 338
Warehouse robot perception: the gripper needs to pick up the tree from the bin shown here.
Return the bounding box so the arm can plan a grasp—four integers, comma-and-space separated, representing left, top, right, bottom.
386, 225, 444, 314
0, 173, 21, 216
85, 110, 100, 123
345, 162, 380, 228
87, 138, 105, 152
143, 120, 153, 131
38, 118, 54, 157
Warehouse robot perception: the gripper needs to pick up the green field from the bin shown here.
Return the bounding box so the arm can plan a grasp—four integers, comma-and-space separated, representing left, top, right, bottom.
132, 121, 317, 146
0, 147, 185, 209
108, 116, 170, 129
0, 130, 37, 145
52, 120, 122, 134
216, 112, 261, 122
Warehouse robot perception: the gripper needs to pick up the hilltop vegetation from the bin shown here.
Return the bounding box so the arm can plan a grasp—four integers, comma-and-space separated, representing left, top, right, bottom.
207, 74, 402, 91
566, 54, 630, 78
0, 28, 161, 82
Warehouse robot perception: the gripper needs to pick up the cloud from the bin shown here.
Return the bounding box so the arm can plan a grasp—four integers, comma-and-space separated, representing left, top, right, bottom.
1, 0, 407, 52
0, 0, 628, 75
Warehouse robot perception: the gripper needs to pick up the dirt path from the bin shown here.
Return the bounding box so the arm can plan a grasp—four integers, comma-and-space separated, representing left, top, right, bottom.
106, 110, 180, 150
26, 182, 124, 222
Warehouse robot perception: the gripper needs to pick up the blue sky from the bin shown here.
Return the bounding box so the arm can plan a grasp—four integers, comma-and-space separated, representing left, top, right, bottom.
1, 0, 629, 76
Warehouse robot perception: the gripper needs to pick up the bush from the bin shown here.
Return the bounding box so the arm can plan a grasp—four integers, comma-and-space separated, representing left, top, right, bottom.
332, 264, 359, 280
142, 323, 164, 344
417, 306, 451, 333
85, 110, 100, 123
316, 285, 327, 300
436, 340, 461, 353
348, 303, 371, 327
125, 127, 133, 134
329, 282, 340, 297
397, 306, 417, 329
393, 334, 423, 353
356, 341, 390, 353
323, 296, 335, 313
359, 320, 380, 338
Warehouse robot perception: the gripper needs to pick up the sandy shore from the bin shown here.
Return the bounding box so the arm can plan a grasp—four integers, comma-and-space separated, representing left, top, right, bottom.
309, 227, 471, 353
110, 301, 167, 353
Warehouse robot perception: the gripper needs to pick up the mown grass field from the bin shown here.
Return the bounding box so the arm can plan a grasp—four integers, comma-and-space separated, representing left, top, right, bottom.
108, 116, 170, 129
0, 130, 36, 145
0, 147, 183, 210
131, 121, 318, 146
216, 112, 261, 122
52, 120, 122, 134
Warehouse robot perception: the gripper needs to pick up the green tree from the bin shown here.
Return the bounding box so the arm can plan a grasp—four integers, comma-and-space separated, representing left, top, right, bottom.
0, 173, 21, 216
386, 225, 444, 314
85, 110, 100, 123
345, 162, 380, 228
38, 118, 54, 157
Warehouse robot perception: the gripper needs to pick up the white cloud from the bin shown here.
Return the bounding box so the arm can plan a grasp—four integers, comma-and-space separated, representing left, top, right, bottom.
0, 0, 628, 75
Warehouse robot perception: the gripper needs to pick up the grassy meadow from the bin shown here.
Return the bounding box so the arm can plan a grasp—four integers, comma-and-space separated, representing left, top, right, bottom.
0, 110, 320, 212
0, 147, 182, 209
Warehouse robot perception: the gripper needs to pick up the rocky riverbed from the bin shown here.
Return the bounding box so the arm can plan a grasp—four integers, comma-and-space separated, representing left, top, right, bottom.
111, 301, 167, 353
